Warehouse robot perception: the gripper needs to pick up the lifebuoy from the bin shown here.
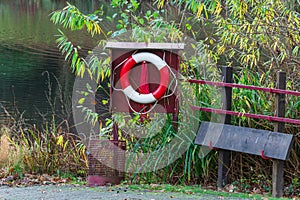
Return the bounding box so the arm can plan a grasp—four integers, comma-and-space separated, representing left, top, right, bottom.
120, 52, 170, 104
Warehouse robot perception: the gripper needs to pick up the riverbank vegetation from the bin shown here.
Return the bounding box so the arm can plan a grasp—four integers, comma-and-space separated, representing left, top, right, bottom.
0, 114, 87, 182
1, 0, 300, 198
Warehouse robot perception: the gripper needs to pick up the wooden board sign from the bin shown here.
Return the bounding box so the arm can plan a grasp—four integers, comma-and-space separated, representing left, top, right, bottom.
195, 121, 294, 160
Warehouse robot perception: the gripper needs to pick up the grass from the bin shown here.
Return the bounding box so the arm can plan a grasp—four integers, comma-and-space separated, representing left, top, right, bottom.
0, 119, 87, 179
116, 184, 291, 200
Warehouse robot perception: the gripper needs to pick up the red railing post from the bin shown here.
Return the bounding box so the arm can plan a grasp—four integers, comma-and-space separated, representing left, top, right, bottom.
190, 70, 297, 195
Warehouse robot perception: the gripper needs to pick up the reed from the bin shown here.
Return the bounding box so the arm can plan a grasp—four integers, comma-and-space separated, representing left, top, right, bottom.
0, 119, 88, 178
0, 132, 10, 166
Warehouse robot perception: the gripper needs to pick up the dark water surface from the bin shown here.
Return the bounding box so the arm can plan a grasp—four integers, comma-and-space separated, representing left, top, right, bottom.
0, 0, 103, 124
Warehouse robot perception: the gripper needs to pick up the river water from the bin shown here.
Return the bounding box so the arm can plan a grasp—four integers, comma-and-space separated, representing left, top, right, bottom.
0, 0, 104, 125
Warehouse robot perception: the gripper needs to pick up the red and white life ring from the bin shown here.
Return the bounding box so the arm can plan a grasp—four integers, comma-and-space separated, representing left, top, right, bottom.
120, 52, 170, 104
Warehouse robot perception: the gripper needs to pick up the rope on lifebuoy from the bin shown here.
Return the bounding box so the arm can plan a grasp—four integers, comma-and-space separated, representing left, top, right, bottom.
120, 52, 170, 104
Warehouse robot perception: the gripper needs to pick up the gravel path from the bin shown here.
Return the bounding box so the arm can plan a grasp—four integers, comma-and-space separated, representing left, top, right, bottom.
0, 185, 252, 200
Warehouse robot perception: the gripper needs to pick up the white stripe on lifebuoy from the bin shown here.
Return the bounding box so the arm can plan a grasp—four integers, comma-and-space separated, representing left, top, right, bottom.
120, 52, 170, 104
123, 86, 156, 104
132, 53, 167, 70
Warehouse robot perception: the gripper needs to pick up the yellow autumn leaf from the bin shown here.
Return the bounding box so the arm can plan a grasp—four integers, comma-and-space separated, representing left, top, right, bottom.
101, 69, 105, 82
197, 4, 204, 18
63, 140, 69, 151
57, 135, 64, 147
214, 2, 222, 15
157, 0, 164, 9
78, 62, 86, 78
244, 97, 251, 109
86, 68, 93, 80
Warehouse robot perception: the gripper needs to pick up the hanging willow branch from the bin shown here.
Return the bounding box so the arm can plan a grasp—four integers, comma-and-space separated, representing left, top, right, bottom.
50, 2, 104, 36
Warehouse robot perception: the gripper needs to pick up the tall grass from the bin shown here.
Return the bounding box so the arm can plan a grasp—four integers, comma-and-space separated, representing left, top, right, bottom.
0, 117, 87, 178
0, 131, 10, 165
0, 127, 23, 177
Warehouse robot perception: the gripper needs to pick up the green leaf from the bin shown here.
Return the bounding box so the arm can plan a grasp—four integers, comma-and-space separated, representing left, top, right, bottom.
146, 10, 151, 17
111, 28, 127, 38
130, 0, 139, 10
112, 13, 118, 19
78, 98, 85, 105
186, 23, 192, 30
138, 18, 145, 25
102, 99, 108, 105
153, 11, 159, 18
88, 14, 98, 21
116, 24, 123, 29
86, 83, 92, 92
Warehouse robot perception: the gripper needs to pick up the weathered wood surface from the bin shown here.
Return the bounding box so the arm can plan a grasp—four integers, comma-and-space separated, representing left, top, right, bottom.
272, 71, 286, 197
106, 42, 185, 50
195, 121, 293, 161
218, 66, 233, 188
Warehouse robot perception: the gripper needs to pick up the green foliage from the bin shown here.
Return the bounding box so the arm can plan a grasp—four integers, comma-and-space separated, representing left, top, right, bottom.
50, 3, 107, 78
18, 119, 87, 175
157, 0, 300, 74
213, 0, 300, 70
50, 2, 104, 36
55, 30, 87, 77
231, 68, 274, 129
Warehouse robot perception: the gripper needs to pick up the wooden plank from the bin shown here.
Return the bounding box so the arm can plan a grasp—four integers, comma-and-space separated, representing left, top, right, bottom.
195, 121, 293, 161
272, 71, 287, 197
106, 42, 185, 50
218, 66, 233, 188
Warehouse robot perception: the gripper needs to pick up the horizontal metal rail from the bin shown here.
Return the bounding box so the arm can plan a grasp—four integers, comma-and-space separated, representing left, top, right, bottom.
191, 106, 300, 125
188, 79, 300, 97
